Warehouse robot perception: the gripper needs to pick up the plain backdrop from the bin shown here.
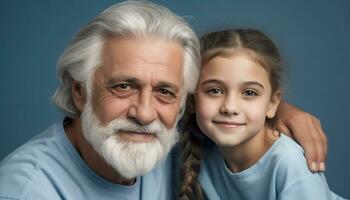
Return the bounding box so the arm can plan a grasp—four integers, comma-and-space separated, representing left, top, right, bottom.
0, 0, 349, 198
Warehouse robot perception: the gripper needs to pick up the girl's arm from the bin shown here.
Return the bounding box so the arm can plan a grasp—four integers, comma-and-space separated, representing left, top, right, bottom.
275, 101, 328, 172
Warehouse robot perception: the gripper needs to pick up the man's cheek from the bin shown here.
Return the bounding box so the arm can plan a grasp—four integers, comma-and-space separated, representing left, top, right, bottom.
162, 106, 182, 129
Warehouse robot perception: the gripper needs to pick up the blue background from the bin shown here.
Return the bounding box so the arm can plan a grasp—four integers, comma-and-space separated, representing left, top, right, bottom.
0, 0, 349, 197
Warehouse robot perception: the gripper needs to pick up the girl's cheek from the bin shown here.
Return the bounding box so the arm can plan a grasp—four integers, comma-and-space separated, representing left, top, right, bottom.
245, 102, 269, 122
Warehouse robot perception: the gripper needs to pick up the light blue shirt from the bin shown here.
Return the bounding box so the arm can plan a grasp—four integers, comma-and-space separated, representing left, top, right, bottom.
199, 134, 347, 200
0, 120, 176, 200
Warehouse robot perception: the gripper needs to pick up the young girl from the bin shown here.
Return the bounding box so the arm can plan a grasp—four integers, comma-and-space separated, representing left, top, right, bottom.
179, 29, 345, 200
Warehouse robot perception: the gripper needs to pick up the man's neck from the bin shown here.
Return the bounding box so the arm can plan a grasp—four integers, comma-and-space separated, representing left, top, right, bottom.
64, 117, 136, 185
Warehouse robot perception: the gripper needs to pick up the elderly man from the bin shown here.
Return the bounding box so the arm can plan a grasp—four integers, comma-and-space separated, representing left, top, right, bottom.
0, 1, 326, 199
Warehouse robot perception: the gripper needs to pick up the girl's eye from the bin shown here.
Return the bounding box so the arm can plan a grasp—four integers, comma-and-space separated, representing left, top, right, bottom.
242, 89, 258, 97
206, 88, 223, 96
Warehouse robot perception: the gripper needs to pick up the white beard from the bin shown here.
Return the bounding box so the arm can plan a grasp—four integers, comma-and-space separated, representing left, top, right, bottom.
80, 101, 180, 179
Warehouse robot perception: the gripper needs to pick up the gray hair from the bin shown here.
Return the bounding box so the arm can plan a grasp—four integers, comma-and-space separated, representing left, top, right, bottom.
52, 1, 200, 117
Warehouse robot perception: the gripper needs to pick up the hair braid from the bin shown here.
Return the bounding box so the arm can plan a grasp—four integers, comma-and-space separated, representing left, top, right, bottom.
179, 130, 204, 200
178, 100, 205, 200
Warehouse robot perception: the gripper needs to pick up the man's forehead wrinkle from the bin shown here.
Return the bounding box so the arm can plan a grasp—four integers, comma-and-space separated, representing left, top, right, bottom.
106, 52, 174, 71
133, 53, 174, 68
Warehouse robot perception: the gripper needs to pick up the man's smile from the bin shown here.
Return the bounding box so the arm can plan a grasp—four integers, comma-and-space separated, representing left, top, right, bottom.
118, 130, 157, 142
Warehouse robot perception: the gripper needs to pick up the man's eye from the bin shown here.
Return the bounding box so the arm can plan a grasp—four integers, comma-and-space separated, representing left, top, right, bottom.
242, 89, 258, 96
114, 83, 130, 90
110, 83, 135, 97
158, 88, 174, 97
155, 88, 177, 103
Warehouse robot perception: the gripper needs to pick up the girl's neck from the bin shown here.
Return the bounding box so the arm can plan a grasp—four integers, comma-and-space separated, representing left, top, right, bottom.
219, 126, 279, 173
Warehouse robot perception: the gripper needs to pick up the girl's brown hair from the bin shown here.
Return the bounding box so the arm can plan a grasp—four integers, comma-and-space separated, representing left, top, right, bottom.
179, 29, 283, 200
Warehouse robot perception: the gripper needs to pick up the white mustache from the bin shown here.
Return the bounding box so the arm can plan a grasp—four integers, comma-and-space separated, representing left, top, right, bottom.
107, 118, 166, 138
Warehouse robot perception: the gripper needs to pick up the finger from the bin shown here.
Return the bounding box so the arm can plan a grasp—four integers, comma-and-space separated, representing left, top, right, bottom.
315, 141, 326, 171
312, 117, 327, 171
298, 115, 320, 172
314, 118, 328, 158
303, 116, 324, 172
302, 142, 318, 172
273, 130, 280, 138
312, 132, 325, 171
276, 120, 291, 136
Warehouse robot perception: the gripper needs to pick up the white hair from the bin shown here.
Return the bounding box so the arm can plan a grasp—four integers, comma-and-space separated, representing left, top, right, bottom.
52, 1, 200, 117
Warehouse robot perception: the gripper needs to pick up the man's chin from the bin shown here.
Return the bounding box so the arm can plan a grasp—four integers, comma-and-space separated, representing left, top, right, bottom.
100, 137, 165, 179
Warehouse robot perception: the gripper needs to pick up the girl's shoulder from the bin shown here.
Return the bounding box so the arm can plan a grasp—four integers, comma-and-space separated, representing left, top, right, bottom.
270, 134, 311, 174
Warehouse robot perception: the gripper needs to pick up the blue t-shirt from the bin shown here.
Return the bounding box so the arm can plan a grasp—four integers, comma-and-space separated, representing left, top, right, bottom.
199, 134, 346, 200
0, 120, 176, 200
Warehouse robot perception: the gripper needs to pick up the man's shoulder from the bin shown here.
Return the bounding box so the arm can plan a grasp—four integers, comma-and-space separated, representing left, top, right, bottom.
0, 121, 63, 167
0, 162, 62, 200
0, 121, 64, 199
0, 156, 39, 199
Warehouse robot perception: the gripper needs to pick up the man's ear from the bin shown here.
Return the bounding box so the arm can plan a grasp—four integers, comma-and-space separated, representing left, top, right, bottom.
267, 90, 282, 119
71, 80, 86, 112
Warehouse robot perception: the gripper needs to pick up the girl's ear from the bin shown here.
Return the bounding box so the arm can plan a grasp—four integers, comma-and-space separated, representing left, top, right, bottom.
71, 80, 86, 112
267, 90, 282, 119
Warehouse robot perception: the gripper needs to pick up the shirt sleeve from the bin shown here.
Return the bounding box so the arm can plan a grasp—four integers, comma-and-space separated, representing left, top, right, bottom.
278, 173, 336, 200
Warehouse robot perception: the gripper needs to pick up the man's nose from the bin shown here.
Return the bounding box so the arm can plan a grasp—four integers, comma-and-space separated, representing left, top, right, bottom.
127, 90, 157, 125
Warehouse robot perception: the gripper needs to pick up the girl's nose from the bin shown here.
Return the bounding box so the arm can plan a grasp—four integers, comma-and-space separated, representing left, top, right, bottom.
220, 95, 240, 116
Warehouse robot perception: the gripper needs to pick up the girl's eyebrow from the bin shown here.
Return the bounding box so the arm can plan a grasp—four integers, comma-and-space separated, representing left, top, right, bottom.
200, 79, 225, 86
200, 79, 264, 88
242, 81, 264, 89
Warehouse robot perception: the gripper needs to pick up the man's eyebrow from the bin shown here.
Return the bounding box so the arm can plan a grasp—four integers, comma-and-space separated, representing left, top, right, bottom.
106, 77, 180, 92
105, 76, 141, 86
